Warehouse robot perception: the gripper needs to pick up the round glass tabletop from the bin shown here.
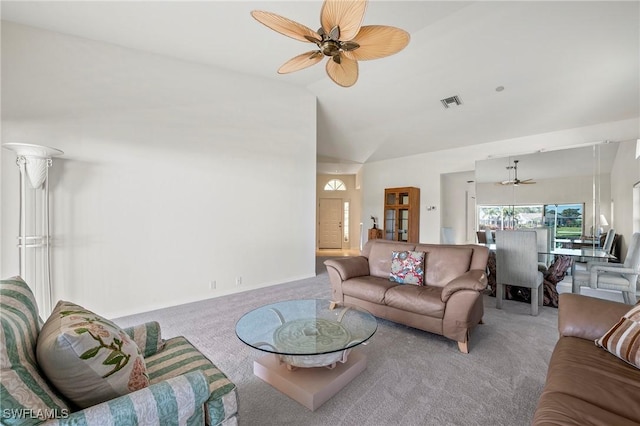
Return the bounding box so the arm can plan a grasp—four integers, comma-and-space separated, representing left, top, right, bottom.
235, 299, 377, 357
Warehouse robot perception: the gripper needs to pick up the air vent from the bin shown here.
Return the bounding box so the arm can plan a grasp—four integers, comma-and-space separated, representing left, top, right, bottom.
440, 95, 462, 109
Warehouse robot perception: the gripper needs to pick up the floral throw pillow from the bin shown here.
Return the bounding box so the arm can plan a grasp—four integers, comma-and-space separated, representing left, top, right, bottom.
36, 300, 150, 408
595, 302, 640, 370
390, 251, 425, 285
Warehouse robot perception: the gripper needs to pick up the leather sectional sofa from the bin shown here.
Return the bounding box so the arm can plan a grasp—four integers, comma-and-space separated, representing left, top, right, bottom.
324, 239, 489, 353
533, 293, 640, 425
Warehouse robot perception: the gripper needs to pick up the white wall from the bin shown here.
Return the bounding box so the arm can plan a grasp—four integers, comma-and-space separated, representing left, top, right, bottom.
441, 171, 476, 244
363, 152, 472, 244
1, 23, 317, 318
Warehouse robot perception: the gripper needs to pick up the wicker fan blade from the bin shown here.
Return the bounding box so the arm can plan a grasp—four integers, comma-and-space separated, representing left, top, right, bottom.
251, 10, 321, 43
519, 179, 536, 184
326, 54, 358, 87
320, 0, 367, 41
278, 51, 324, 74
343, 25, 410, 61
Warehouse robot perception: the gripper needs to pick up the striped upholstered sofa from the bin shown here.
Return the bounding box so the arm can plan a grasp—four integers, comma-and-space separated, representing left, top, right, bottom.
0, 277, 238, 425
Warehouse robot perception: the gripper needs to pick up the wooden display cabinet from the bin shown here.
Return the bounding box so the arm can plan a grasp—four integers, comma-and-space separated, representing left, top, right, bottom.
383, 187, 420, 243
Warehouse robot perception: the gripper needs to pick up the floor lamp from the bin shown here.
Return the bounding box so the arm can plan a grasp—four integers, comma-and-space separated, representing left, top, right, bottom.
3, 143, 63, 318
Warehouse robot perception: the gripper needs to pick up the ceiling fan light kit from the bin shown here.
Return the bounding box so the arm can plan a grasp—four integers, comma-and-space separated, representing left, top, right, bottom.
251, 0, 410, 87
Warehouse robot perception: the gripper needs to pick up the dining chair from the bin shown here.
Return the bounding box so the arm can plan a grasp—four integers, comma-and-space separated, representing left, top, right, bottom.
572, 232, 640, 304
534, 227, 552, 271
495, 230, 544, 315
602, 228, 616, 253
584, 228, 617, 267
485, 229, 495, 245
476, 231, 487, 244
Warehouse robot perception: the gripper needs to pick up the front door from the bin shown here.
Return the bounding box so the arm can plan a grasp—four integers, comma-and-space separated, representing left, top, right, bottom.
318, 198, 343, 249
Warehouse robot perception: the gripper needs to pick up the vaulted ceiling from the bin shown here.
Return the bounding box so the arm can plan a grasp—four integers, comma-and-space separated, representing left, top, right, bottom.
2, 1, 639, 174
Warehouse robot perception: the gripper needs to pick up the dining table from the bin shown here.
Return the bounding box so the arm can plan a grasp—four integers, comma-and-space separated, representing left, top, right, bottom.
482, 244, 617, 275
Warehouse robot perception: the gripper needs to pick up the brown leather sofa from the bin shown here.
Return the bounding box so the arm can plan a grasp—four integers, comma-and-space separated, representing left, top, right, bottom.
324, 239, 489, 353
533, 293, 640, 425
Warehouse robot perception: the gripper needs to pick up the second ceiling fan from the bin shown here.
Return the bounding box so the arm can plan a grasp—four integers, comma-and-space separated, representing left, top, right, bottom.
499, 160, 536, 186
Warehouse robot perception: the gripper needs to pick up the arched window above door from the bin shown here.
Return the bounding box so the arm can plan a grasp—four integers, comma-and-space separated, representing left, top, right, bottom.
324, 179, 346, 191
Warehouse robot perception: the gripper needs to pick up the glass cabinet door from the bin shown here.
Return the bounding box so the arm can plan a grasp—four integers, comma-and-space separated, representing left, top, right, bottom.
399, 209, 409, 241
384, 209, 396, 240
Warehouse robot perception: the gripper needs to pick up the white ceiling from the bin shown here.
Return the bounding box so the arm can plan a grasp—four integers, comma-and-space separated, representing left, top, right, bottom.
2, 1, 639, 174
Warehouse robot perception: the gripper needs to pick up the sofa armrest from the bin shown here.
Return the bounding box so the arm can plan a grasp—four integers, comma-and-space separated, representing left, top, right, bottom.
123, 321, 165, 357
45, 371, 210, 425
441, 269, 488, 302
324, 256, 370, 281
558, 293, 631, 341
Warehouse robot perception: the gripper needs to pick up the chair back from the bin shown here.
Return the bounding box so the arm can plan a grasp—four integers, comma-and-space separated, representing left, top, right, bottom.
623, 232, 640, 272
534, 227, 552, 268
597, 232, 640, 304
495, 230, 541, 289
602, 228, 616, 253
441, 227, 455, 244
485, 229, 495, 244
476, 231, 487, 244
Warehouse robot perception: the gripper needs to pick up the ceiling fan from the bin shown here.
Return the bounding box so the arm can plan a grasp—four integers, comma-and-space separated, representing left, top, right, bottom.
250, 0, 410, 87
498, 160, 536, 186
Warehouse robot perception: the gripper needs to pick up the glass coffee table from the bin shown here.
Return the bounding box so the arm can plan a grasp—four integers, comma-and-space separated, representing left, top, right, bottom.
235, 299, 377, 410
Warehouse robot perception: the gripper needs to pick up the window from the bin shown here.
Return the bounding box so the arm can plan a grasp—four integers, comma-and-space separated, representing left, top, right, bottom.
544, 204, 584, 239
478, 203, 584, 244
324, 179, 346, 191
477, 205, 544, 230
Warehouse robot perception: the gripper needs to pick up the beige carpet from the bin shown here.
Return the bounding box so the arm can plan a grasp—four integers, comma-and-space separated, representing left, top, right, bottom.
115, 257, 559, 426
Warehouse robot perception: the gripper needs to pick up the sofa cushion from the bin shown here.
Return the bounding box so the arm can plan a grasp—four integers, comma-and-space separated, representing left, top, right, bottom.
384, 285, 446, 317
533, 389, 640, 426
533, 336, 640, 424
37, 300, 150, 408
389, 251, 425, 285
146, 336, 238, 425
0, 277, 70, 419
595, 302, 640, 370
342, 276, 397, 304
417, 245, 473, 287
368, 242, 417, 278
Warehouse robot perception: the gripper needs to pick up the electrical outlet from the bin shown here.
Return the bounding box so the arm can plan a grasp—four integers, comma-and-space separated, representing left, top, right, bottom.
209, 280, 216, 290
235, 276, 242, 286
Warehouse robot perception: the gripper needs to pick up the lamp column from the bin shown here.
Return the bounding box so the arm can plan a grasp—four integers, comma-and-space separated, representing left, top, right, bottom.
3, 143, 63, 318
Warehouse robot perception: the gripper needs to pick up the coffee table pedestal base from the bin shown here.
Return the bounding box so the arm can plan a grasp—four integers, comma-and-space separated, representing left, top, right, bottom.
253, 350, 366, 411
